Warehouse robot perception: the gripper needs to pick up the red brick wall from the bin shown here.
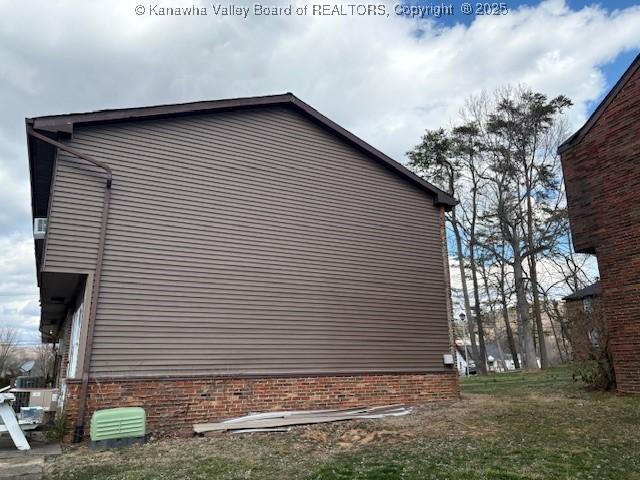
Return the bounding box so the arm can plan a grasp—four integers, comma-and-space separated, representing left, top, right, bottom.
561, 63, 640, 394
56, 315, 72, 389
61, 372, 458, 442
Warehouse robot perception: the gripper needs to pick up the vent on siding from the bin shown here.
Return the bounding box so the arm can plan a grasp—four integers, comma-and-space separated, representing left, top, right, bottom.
33, 217, 48, 240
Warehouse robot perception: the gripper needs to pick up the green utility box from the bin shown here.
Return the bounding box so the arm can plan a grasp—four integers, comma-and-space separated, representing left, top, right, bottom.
90, 407, 146, 449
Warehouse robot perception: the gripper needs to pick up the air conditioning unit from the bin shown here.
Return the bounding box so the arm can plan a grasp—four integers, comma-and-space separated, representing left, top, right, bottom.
33, 217, 47, 239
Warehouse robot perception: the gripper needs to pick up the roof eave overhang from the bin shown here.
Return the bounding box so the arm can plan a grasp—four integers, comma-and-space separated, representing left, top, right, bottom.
25, 121, 61, 286
27, 93, 456, 209
29, 94, 295, 132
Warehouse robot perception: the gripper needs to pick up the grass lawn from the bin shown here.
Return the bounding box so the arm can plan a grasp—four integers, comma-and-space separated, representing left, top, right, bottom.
44, 367, 640, 479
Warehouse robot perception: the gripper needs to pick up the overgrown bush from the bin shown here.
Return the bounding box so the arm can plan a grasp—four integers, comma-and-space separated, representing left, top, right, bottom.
44, 409, 67, 442
567, 301, 615, 390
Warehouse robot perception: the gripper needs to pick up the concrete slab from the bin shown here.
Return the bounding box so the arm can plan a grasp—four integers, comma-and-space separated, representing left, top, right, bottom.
0, 434, 61, 459
0, 456, 44, 479
0, 433, 61, 480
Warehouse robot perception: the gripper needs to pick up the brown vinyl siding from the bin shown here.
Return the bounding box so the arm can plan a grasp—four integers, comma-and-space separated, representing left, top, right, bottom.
43, 157, 104, 272
43, 106, 450, 378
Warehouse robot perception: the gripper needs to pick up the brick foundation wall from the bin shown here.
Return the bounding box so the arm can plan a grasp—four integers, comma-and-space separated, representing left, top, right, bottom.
61, 371, 458, 442
561, 61, 640, 394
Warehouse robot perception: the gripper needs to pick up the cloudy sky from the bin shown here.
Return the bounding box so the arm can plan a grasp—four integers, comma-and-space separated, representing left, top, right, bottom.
1, 0, 639, 344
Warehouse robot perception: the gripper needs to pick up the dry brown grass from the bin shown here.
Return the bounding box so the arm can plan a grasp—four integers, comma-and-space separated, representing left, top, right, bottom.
45, 368, 640, 480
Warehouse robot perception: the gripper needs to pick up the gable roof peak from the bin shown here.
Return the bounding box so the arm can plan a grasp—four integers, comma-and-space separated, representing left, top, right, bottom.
27, 93, 456, 208
558, 52, 640, 153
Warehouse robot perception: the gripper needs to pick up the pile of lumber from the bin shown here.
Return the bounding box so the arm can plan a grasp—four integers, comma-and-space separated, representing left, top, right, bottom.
193, 404, 411, 434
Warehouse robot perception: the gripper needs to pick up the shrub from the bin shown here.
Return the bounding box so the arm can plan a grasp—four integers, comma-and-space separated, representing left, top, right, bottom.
566, 301, 615, 390
44, 410, 67, 442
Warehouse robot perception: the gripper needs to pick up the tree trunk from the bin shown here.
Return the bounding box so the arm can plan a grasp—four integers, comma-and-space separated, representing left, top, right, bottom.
511, 229, 538, 369
467, 160, 487, 376
524, 171, 549, 368
498, 263, 520, 369
528, 254, 549, 367
451, 214, 479, 363
469, 248, 488, 374
541, 295, 567, 365
552, 300, 571, 360
480, 264, 506, 372
549, 313, 564, 364
494, 329, 507, 371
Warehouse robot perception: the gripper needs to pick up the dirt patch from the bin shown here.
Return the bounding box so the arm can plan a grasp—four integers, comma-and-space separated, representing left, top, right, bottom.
336, 428, 414, 449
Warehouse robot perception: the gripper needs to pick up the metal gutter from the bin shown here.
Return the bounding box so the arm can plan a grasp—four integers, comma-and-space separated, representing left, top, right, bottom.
26, 126, 112, 443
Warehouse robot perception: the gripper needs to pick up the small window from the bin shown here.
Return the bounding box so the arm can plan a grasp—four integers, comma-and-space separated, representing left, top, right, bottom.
583, 297, 593, 313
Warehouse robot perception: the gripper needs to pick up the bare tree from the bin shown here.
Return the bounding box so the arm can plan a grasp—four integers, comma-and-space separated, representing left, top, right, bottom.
0, 327, 19, 377
454, 123, 489, 374
478, 251, 508, 370
457, 89, 534, 369
483, 88, 571, 368
34, 343, 57, 385
497, 263, 521, 369
487, 171, 538, 369
408, 86, 574, 372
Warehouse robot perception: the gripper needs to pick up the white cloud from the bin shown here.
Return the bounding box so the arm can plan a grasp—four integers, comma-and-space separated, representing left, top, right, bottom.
0, 0, 638, 341
0, 235, 39, 344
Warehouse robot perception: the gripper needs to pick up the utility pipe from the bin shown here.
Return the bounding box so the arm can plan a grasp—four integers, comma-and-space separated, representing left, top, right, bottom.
27, 126, 112, 443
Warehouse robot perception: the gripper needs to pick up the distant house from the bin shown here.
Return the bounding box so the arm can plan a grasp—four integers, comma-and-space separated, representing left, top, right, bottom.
564, 282, 601, 318
455, 342, 516, 376
484, 342, 517, 372
559, 53, 640, 394
26, 94, 459, 442
564, 282, 603, 353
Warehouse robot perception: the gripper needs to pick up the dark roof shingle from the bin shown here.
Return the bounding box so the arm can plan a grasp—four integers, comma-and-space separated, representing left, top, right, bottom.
564, 282, 601, 301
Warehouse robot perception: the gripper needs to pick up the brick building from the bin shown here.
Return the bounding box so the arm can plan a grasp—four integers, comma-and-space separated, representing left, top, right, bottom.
564, 282, 601, 321
564, 282, 604, 360
559, 54, 640, 394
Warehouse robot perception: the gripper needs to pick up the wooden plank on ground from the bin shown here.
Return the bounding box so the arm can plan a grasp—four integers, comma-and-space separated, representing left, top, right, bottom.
220, 406, 376, 425
193, 405, 409, 434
